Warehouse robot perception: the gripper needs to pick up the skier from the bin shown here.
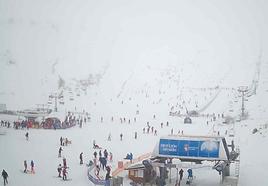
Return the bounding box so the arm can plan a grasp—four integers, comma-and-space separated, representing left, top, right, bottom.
105, 166, 111, 180
93, 151, 97, 159
161, 122, 163, 128
129, 153, 133, 163
62, 167, 67, 180
108, 133, 111, 141
65, 138, 68, 146
93, 140, 96, 148
99, 150, 102, 157
79, 119, 82, 128
25, 132, 29, 140
134, 132, 137, 139
109, 152, 113, 162
80, 152, 83, 165
104, 149, 108, 159
187, 168, 193, 180
60, 137, 63, 146
179, 169, 184, 181
154, 129, 157, 136
23, 160, 27, 173
120, 133, 123, 141
95, 165, 100, 176
1, 169, 8, 186
30, 160, 35, 174
58, 147, 63, 158
57, 164, 62, 177
63, 157, 67, 168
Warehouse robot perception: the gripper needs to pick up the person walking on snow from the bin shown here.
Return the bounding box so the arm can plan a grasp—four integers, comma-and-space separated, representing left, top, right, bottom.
30, 160, 35, 174
93, 151, 97, 159
63, 157, 67, 168
23, 160, 27, 173
104, 149, 108, 159
62, 167, 67, 180
179, 169, 184, 181
57, 164, 62, 177
25, 132, 29, 140
80, 152, 83, 165
58, 147, 63, 158
60, 137, 63, 146
1, 169, 8, 186
109, 152, 113, 162
120, 133, 123, 141
108, 133, 112, 141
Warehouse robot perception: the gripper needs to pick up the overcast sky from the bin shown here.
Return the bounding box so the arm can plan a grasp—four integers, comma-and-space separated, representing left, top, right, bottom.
0, 0, 267, 108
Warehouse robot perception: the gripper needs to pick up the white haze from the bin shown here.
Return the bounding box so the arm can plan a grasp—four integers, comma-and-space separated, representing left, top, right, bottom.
0, 0, 267, 108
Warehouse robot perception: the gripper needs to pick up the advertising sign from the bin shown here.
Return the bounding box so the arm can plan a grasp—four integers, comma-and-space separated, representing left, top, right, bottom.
159, 139, 220, 158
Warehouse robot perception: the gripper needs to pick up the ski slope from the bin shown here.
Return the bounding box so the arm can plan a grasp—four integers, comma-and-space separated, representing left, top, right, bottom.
1, 0, 268, 185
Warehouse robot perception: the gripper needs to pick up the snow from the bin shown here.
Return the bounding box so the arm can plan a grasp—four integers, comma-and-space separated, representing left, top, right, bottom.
1, 0, 268, 185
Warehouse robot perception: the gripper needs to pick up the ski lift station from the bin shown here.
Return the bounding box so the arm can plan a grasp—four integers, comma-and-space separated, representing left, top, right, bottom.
125, 135, 239, 186
152, 135, 230, 162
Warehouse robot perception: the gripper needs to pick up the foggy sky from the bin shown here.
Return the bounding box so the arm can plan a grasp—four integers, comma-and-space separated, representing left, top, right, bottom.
0, 0, 268, 108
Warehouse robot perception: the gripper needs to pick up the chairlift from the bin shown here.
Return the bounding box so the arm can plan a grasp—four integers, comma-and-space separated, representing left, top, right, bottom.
69, 97, 74, 101
47, 101, 52, 105
59, 101, 64, 105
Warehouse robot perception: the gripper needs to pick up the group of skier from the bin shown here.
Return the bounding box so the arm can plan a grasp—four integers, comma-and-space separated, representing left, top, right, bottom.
23, 160, 35, 174
91, 141, 113, 180
57, 157, 68, 180
175, 168, 193, 186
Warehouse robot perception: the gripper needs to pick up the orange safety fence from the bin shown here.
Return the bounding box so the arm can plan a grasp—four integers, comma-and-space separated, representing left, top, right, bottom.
112, 152, 152, 177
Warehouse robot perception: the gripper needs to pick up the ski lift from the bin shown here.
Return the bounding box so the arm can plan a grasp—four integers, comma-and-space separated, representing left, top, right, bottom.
59, 101, 64, 105
48, 96, 53, 104
69, 97, 74, 101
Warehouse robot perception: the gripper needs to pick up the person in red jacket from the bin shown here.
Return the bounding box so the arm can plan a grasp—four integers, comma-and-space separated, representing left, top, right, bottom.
62, 167, 67, 180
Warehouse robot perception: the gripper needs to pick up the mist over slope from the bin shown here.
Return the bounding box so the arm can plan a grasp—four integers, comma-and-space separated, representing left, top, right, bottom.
0, 0, 267, 110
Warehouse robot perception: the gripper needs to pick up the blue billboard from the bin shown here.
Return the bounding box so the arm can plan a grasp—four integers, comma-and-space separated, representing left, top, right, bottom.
159, 139, 220, 158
